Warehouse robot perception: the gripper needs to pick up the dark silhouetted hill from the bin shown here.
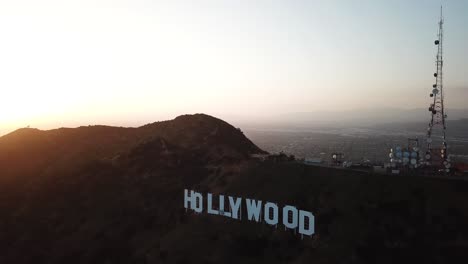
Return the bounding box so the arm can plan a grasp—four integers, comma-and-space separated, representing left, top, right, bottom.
0, 114, 264, 183
1, 114, 468, 264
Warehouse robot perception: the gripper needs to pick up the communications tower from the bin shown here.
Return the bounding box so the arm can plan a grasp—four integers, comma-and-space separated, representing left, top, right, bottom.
425, 7, 450, 172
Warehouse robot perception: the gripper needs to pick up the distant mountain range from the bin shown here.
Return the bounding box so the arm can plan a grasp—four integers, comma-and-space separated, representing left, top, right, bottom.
235, 108, 468, 128
1, 114, 468, 263
288, 108, 468, 124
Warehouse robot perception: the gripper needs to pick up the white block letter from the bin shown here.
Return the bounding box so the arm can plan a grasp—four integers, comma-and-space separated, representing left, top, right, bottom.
299, 210, 315, 236
207, 193, 219, 215
218, 195, 231, 217
282, 205, 298, 229
264, 202, 279, 226
246, 199, 262, 222
184, 189, 192, 209
192, 191, 203, 213
228, 196, 242, 220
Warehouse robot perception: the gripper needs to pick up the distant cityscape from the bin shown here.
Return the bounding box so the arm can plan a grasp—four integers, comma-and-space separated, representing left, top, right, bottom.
245, 119, 468, 165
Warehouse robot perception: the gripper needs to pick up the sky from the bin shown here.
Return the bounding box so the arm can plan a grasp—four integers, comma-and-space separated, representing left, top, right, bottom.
0, 0, 467, 135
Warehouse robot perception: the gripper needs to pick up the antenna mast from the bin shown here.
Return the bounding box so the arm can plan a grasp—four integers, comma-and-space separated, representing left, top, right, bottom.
425, 6, 450, 173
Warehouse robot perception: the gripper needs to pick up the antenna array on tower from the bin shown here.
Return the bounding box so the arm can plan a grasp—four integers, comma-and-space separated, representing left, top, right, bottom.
425, 7, 451, 173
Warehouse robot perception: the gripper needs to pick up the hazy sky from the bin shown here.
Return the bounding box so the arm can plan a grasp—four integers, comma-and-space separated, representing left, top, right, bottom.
1, 0, 467, 134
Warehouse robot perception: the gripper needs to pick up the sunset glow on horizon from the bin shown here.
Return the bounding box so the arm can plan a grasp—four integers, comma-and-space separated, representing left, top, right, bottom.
1, 0, 467, 135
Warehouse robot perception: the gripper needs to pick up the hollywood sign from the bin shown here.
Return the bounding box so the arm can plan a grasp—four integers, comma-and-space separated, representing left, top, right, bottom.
184, 189, 315, 237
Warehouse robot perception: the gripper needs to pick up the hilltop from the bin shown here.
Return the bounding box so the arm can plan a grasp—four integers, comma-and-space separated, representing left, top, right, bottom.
1, 114, 468, 264
0, 114, 264, 182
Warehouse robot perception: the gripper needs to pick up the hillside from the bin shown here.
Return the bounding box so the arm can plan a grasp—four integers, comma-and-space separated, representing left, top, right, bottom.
0, 114, 263, 182
1, 114, 468, 264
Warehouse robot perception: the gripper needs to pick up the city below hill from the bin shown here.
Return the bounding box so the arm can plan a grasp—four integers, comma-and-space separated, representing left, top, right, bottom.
1, 114, 468, 264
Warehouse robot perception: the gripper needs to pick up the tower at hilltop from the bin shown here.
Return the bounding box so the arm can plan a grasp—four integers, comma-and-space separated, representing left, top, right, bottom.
425, 7, 451, 173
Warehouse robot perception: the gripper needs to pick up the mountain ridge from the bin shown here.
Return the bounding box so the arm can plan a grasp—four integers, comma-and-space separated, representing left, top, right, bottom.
0, 113, 265, 184
1, 114, 468, 263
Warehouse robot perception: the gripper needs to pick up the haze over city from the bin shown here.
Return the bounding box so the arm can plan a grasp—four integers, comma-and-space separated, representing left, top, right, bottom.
1, 0, 467, 135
